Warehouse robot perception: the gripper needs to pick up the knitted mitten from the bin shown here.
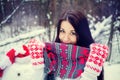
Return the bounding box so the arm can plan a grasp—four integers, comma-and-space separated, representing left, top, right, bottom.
27, 38, 45, 69
80, 43, 109, 80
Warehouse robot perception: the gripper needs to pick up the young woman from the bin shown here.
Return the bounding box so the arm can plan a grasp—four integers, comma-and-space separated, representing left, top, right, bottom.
46, 9, 106, 80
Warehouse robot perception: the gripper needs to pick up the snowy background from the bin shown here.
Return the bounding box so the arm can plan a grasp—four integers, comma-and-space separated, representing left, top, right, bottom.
0, 15, 120, 80
0, 0, 120, 80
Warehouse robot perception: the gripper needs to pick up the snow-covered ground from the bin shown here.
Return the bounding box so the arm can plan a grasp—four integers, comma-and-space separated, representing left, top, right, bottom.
104, 62, 120, 80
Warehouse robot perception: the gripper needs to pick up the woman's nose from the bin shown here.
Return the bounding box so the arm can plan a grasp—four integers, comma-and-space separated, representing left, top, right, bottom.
62, 34, 69, 43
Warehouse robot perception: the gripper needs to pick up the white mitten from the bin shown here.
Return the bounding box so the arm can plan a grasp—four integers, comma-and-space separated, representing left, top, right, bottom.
80, 43, 109, 80
27, 38, 45, 69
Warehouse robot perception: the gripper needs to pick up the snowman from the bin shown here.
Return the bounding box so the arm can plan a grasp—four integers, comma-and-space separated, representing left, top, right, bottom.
0, 38, 46, 80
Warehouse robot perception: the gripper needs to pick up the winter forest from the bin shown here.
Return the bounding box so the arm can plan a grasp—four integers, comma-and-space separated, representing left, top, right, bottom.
0, 0, 120, 80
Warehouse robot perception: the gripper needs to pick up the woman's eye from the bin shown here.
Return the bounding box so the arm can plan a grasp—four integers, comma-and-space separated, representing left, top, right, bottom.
60, 29, 64, 33
71, 31, 76, 35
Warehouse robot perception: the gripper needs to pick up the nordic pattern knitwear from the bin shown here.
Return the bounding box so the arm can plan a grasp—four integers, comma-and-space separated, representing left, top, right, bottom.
44, 42, 90, 79
27, 38, 45, 69
83, 43, 108, 76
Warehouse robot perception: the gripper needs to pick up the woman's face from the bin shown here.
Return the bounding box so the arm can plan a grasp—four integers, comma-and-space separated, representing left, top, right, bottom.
59, 20, 77, 45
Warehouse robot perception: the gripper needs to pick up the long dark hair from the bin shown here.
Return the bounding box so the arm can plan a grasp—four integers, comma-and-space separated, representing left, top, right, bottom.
55, 9, 94, 48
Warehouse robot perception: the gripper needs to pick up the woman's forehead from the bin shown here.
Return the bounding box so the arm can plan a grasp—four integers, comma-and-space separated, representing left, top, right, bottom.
60, 21, 75, 30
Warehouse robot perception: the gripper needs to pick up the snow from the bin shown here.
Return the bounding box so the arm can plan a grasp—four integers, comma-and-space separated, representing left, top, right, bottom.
0, 29, 46, 46
104, 62, 120, 80
90, 15, 112, 39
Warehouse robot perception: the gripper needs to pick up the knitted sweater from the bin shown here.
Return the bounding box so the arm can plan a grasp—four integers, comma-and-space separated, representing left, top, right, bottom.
44, 42, 90, 79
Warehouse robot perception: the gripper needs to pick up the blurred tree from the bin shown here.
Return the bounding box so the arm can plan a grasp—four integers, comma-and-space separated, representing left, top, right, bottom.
0, 0, 119, 42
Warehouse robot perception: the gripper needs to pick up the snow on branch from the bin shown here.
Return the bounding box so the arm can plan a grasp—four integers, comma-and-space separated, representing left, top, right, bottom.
92, 15, 112, 39
0, 29, 46, 47
0, 0, 25, 26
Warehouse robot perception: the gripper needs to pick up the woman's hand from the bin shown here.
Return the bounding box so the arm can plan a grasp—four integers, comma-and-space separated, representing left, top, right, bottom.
80, 43, 109, 80
27, 38, 45, 69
